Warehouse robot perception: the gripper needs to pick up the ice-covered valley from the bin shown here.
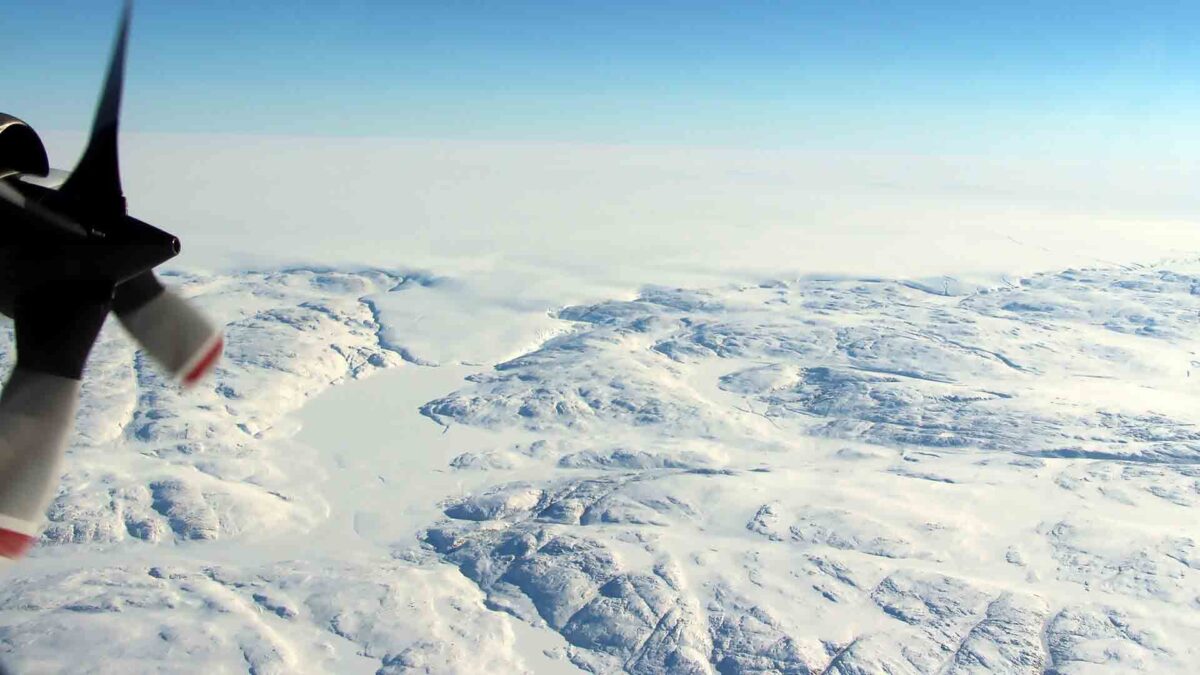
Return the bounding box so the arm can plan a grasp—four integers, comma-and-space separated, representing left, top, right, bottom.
1, 256, 1199, 673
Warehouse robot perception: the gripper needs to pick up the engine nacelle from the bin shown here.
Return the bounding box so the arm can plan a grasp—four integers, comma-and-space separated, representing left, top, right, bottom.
0, 114, 49, 178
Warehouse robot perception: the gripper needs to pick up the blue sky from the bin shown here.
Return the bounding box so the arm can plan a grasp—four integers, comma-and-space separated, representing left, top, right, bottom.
6, 1, 1200, 156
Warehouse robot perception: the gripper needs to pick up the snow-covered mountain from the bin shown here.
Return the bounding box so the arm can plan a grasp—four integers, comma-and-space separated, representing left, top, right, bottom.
2, 259, 1198, 673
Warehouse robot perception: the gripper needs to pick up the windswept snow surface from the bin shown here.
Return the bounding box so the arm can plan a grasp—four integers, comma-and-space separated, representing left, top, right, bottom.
1, 258, 1199, 673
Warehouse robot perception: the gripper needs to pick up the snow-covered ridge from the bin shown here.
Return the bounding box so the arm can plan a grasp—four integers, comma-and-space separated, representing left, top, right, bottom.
1, 262, 1198, 673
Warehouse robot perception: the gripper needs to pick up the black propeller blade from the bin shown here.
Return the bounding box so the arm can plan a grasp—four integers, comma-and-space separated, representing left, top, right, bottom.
57, 1, 131, 216
0, 2, 223, 386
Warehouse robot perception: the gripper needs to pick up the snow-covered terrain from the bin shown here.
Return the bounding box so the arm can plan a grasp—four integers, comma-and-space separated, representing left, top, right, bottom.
2, 253, 1200, 673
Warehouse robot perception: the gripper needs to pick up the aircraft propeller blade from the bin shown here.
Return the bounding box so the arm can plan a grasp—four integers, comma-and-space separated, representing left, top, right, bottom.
57, 1, 131, 216
2, 2, 224, 386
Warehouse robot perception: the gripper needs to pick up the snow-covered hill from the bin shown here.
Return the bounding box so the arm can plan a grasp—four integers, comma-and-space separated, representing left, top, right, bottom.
2, 260, 1200, 673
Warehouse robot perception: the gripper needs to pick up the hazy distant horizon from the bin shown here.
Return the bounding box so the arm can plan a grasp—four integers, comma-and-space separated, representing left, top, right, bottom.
24, 129, 1194, 292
